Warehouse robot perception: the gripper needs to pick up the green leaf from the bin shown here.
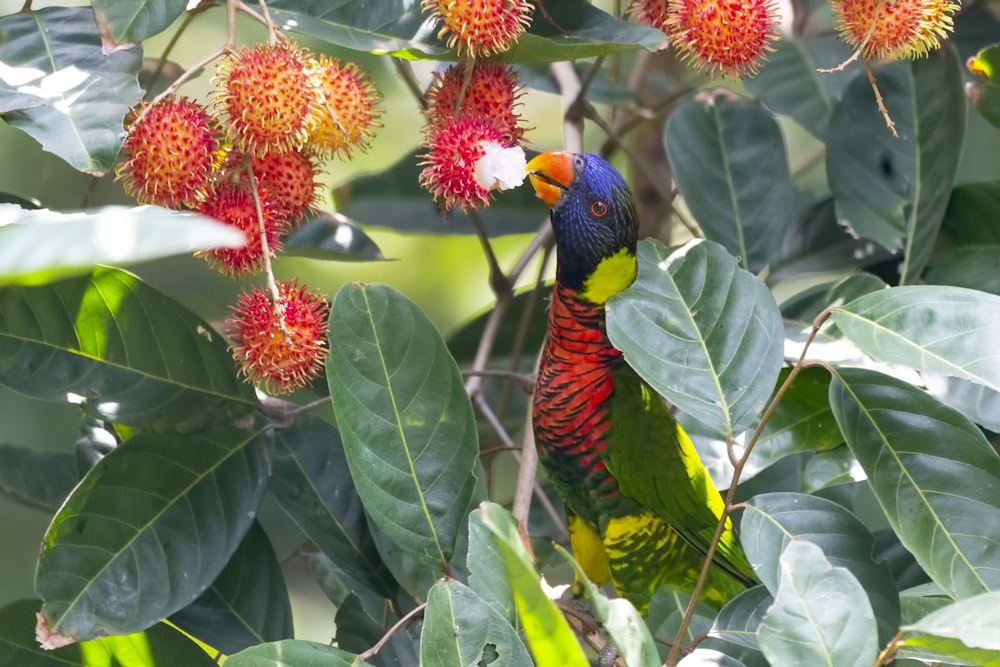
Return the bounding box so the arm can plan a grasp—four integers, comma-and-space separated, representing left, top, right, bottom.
607, 239, 784, 437
78, 622, 217, 666
968, 44, 1000, 81
0, 443, 77, 512
664, 96, 793, 272
0, 266, 258, 430
0, 7, 142, 175
743, 36, 859, 138
226, 640, 373, 667
169, 522, 293, 654
678, 649, 750, 666
421, 580, 532, 667
477, 502, 589, 667
741, 492, 899, 644
710, 586, 772, 650
0, 599, 82, 665
831, 285, 1000, 394
555, 545, 659, 667
924, 373, 1000, 432
940, 182, 1000, 247
967, 80, 1000, 129
467, 511, 517, 627
267, 0, 664, 62
92, 0, 187, 47
327, 283, 481, 574
283, 212, 387, 262
269, 414, 398, 598
338, 150, 542, 237
0, 205, 245, 286
757, 540, 878, 667
829, 367, 1000, 598
901, 591, 1000, 666
925, 248, 1000, 295
34, 419, 272, 643
335, 593, 418, 667
826, 47, 966, 284
801, 446, 864, 493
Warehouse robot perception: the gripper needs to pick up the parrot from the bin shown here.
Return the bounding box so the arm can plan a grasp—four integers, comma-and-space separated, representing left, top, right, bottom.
526, 150, 757, 615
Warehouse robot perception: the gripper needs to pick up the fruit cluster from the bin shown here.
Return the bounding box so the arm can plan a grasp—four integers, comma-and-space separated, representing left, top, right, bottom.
116, 41, 382, 394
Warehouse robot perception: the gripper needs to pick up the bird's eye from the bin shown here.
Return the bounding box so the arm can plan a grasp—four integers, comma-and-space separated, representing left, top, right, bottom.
591, 201, 608, 217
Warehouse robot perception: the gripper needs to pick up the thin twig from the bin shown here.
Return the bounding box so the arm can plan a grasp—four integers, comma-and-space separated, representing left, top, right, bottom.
357, 602, 427, 661
245, 159, 287, 329
256, 0, 279, 41
665, 309, 833, 665
873, 630, 904, 666
467, 209, 510, 298
393, 58, 429, 111
461, 368, 535, 393
134, 47, 225, 125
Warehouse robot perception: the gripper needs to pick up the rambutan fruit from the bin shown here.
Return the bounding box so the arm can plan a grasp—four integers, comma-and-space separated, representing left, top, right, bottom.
422, 0, 533, 57
199, 183, 287, 276
306, 56, 382, 159
425, 62, 525, 144
831, 0, 959, 61
116, 97, 219, 208
419, 116, 508, 211
215, 42, 319, 155
226, 281, 330, 394
628, 0, 670, 31
665, 0, 780, 78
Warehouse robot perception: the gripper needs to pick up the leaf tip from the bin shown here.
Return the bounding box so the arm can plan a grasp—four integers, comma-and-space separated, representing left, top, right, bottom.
35, 611, 77, 650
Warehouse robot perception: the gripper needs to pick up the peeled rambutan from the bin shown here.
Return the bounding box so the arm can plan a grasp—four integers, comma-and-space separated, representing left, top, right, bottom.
306, 56, 382, 159
665, 0, 780, 78
116, 97, 219, 208
226, 281, 330, 394
199, 183, 287, 276
215, 42, 319, 155
426, 62, 525, 144
419, 116, 507, 211
832, 0, 958, 61
422, 0, 533, 57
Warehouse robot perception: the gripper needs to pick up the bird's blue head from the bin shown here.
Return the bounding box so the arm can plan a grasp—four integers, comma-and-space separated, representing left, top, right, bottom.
527, 151, 639, 303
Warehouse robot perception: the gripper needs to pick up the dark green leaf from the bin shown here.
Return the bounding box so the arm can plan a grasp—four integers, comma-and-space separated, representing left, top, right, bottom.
308, 552, 390, 619
0, 7, 142, 175
0, 599, 82, 665
940, 182, 1000, 247
925, 373, 1000, 432
226, 640, 373, 667
447, 288, 548, 366
743, 36, 859, 138
335, 593, 418, 667
337, 150, 542, 237
0, 266, 258, 430
0, 443, 77, 512
741, 492, 899, 644
0, 205, 245, 286
647, 589, 718, 651
284, 212, 387, 262
664, 96, 793, 272
832, 285, 1000, 393
269, 414, 398, 598
467, 511, 517, 627
477, 502, 589, 667
421, 580, 531, 667
801, 446, 864, 493
556, 545, 659, 667
169, 522, 293, 654
925, 248, 1000, 295
35, 419, 272, 643
826, 47, 966, 284
327, 284, 481, 574
267, 0, 664, 63
607, 239, 783, 437
710, 585, 772, 650
758, 541, 878, 667
829, 367, 1000, 598
92, 0, 188, 46
968, 80, 1000, 129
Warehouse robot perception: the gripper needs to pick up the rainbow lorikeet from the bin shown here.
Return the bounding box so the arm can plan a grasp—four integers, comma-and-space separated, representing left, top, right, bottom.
526, 151, 757, 613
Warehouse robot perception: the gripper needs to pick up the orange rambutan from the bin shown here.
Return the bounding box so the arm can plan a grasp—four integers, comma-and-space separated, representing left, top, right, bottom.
116, 97, 219, 208
306, 56, 382, 159
426, 62, 525, 144
215, 42, 319, 155
226, 281, 330, 394
419, 116, 508, 211
665, 0, 780, 78
628, 0, 670, 31
422, 0, 533, 57
247, 149, 321, 226
199, 183, 287, 276
831, 0, 958, 61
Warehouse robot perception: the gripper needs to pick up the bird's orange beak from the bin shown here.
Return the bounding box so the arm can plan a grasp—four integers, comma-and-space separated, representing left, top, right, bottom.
527, 151, 574, 206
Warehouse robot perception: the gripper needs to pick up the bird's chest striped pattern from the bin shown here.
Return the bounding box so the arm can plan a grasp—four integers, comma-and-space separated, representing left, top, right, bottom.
532, 282, 625, 527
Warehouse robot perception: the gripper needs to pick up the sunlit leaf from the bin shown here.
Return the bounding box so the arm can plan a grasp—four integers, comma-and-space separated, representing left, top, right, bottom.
901, 591, 1000, 666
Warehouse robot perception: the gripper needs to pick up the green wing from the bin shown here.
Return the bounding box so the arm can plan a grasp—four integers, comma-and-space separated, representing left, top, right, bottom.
605, 365, 757, 584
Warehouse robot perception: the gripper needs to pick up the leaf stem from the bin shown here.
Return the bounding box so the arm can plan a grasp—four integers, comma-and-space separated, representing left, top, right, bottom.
665, 308, 833, 665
